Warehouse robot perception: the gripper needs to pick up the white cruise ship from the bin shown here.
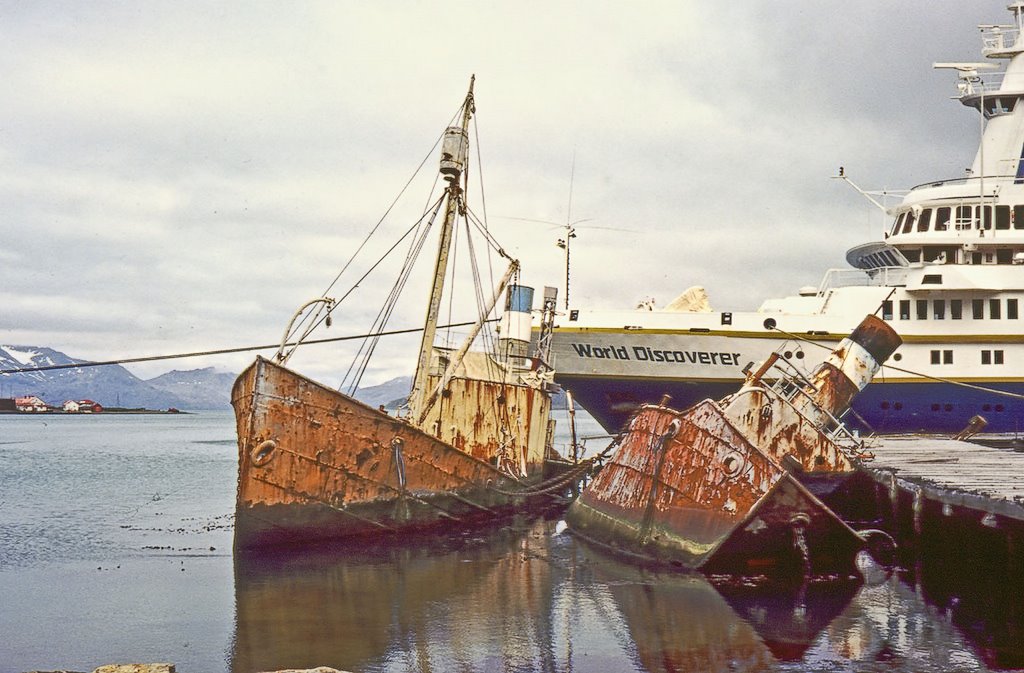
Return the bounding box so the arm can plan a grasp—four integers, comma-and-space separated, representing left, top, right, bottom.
549, 3, 1024, 436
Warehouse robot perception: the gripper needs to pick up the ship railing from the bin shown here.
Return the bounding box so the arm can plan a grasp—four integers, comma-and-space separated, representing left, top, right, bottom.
761, 358, 867, 454
910, 173, 1017, 191
816, 266, 909, 294
982, 29, 1020, 55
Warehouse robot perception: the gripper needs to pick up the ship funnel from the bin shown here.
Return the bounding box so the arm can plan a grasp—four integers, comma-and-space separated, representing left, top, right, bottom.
498, 284, 535, 368
805, 314, 902, 419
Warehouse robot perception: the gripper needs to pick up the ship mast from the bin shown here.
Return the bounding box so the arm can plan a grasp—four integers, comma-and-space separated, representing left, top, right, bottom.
408, 76, 475, 422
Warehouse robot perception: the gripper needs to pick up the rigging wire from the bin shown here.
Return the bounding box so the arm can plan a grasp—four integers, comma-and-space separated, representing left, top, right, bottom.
766, 324, 1024, 401
285, 103, 465, 348
340, 195, 446, 394
0, 320, 492, 376
275, 205, 440, 364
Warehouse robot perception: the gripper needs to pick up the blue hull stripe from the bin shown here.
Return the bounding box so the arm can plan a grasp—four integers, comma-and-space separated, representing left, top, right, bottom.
555, 374, 1024, 435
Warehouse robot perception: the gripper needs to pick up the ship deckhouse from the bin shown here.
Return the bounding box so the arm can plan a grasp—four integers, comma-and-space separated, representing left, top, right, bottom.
861, 2, 1024, 282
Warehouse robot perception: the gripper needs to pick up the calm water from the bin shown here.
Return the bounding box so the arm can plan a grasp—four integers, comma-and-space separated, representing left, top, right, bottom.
1, 411, 1021, 673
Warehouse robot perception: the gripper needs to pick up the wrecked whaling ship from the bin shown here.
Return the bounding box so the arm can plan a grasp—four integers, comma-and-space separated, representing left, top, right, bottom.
566, 314, 901, 575
233, 78, 573, 550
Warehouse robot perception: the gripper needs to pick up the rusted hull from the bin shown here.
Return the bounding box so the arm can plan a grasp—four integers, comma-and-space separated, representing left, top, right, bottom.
232, 356, 542, 550
566, 403, 864, 575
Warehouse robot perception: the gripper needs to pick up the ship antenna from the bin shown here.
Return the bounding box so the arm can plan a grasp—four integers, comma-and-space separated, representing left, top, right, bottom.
831, 168, 891, 213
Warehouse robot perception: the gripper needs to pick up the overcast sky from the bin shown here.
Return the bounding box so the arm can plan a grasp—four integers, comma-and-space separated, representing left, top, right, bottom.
0, 1, 1009, 386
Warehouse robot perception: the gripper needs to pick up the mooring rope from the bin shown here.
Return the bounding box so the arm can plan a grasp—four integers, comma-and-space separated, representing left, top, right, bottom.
0, 320, 493, 375
767, 324, 1024, 401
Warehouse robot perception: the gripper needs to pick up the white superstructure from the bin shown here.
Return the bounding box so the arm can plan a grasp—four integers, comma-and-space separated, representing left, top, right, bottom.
550, 3, 1024, 436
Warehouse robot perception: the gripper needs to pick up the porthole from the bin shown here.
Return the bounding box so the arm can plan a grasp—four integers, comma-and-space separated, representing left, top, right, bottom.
881, 401, 890, 410
944, 404, 953, 412
983, 404, 992, 412
721, 451, 745, 478
996, 404, 1005, 412
250, 440, 278, 467
931, 403, 941, 412
893, 353, 903, 361
784, 351, 793, 359
795, 351, 805, 360
894, 402, 903, 411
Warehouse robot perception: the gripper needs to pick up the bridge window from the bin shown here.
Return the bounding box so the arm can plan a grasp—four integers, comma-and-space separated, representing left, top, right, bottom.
881, 300, 893, 320
991, 298, 1002, 319
1009, 298, 1019, 319
935, 207, 951, 231
973, 299, 985, 319
916, 300, 928, 320
1016, 205, 1024, 229
997, 205, 1011, 230
980, 205, 993, 229
956, 206, 974, 230
899, 300, 911, 320
902, 211, 916, 234
951, 299, 963, 319
998, 248, 1013, 264
933, 299, 945, 319
891, 213, 905, 236
917, 209, 932, 232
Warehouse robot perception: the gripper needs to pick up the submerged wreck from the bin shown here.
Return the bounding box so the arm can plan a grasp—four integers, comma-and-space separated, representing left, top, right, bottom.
232, 79, 570, 550
566, 314, 901, 575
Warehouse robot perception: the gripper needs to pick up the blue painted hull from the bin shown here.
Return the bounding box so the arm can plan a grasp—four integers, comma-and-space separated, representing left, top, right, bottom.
556, 374, 1024, 435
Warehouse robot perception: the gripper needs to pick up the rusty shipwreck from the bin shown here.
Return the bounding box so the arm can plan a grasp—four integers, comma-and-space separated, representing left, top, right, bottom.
232, 78, 569, 550
565, 314, 901, 575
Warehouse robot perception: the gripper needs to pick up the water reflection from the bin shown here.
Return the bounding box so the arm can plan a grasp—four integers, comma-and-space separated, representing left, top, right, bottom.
232, 516, 1012, 673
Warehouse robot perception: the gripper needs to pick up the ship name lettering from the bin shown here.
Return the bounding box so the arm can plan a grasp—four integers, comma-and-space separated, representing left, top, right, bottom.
631, 346, 742, 367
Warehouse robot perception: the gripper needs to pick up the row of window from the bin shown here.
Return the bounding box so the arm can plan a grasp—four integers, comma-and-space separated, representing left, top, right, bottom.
928, 349, 1005, 365
891, 203, 1024, 236
878, 401, 1006, 412
882, 298, 1020, 320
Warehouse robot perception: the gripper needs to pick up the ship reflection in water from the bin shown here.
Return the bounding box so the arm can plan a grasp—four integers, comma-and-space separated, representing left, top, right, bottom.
232, 516, 1017, 673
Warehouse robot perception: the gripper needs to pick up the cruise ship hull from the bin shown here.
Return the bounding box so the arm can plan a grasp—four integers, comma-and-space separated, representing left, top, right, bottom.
557, 372, 1024, 435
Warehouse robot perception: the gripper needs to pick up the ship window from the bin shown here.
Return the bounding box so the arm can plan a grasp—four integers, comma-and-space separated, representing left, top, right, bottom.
973, 298, 985, 319
935, 207, 951, 231
1009, 298, 1019, 319
899, 300, 911, 320
944, 350, 953, 364
904, 249, 921, 263
916, 300, 928, 320
930, 350, 940, 365
998, 248, 1013, 264
922, 274, 942, 284
951, 299, 963, 319
1016, 205, 1024, 229
902, 211, 916, 234
933, 299, 945, 319
997, 205, 1011, 230
990, 298, 1002, 319
982, 349, 1005, 365
980, 205, 993, 229
891, 213, 905, 236
917, 209, 932, 232
882, 300, 893, 320
956, 205, 974, 230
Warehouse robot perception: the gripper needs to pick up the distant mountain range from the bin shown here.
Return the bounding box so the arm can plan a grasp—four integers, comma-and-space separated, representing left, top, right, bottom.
0, 345, 238, 410
0, 344, 419, 412
0, 345, 564, 412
